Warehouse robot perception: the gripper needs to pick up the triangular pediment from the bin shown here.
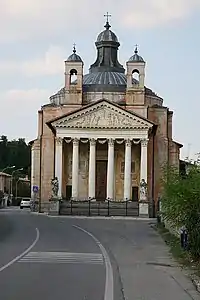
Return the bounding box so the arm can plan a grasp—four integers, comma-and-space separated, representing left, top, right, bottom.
51, 100, 154, 130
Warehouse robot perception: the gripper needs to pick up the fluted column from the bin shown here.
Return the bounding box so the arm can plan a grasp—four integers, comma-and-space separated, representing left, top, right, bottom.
31, 145, 35, 199
140, 138, 148, 189
124, 139, 132, 201
72, 138, 79, 199
88, 138, 96, 199
139, 138, 149, 216
106, 139, 115, 200
55, 137, 63, 198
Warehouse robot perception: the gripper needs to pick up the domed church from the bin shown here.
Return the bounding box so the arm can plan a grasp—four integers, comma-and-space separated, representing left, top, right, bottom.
30, 16, 182, 217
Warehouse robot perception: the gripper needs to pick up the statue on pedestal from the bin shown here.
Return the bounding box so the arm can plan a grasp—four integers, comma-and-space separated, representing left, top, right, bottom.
140, 179, 147, 201
51, 177, 59, 199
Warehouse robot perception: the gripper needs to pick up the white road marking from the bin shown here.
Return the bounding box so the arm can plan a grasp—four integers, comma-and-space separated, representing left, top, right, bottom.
0, 228, 40, 273
18, 251, 103, 264
73, 225, 114, 300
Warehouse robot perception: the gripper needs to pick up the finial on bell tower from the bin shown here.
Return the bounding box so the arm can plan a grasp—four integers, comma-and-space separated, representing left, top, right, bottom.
73, 43, 76, 53
134, 44, 138, 54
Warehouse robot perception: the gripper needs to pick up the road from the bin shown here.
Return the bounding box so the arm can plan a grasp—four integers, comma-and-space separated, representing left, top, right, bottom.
0, 207, 199, 300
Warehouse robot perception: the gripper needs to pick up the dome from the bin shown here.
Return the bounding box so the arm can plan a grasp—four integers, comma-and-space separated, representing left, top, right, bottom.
66, 46, 83, 62
81, 71, 158, 96
83, 72, 128, 86
128, 47, 145, 63
96, 20, 118, 43
97, 22, 118, 43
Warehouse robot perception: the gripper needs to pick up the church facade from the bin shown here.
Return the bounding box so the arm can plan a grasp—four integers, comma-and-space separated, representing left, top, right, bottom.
30, 18, 182, 216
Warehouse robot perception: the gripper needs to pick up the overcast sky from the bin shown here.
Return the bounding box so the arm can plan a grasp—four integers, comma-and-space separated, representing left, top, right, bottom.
0, 0, 200, 160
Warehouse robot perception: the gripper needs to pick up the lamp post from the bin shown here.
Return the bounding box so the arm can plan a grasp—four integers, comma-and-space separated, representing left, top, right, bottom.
15, 179, 20, 199
11, 168, 23, 198
1, 165, 15, 173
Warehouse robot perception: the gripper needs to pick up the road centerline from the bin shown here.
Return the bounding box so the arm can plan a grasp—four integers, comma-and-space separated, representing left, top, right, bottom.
73, 225, 114, 300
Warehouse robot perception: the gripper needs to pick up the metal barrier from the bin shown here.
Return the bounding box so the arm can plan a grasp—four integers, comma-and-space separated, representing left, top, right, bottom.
59, 200, 139, 217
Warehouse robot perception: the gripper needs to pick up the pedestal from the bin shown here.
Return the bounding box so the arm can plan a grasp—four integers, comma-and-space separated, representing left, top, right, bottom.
139, 202, 149, 217
48, 199, 60, 215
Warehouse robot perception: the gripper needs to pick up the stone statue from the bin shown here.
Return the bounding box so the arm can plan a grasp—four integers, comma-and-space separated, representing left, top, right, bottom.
51, 177, 59, 198
140, 179, 147, 201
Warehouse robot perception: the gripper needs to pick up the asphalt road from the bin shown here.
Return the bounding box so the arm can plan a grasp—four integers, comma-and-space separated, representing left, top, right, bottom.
0, 208, 200, 300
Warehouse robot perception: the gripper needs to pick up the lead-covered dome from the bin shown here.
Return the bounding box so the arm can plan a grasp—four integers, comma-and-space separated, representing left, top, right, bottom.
97, 22, 118, 43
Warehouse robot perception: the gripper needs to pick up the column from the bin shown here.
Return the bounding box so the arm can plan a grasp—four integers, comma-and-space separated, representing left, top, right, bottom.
106, 139, 115, 200
140, 139, 148, 186
139, 138, 149, 216
88, 138, 96, 199
72, 138, 79, 199
55, 137, 63, 198
31, 145, 35, 199
124, 139, 132, 201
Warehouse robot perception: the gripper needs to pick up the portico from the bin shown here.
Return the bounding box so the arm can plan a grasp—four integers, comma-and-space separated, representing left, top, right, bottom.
55, 136, 149, 202
48, 99, 154, 211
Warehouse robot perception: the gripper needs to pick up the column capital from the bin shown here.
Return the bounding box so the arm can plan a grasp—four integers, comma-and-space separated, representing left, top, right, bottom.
108, 138, 115, 146
125, 139, 132, 147
73, 138, 79, 146
89, 138, 96, 146
55, 137, 63, 145
141, 138, 149, 147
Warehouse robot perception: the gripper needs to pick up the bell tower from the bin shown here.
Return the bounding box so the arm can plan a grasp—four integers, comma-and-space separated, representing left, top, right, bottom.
126, 46, 146, 106
64, 45, 83, 104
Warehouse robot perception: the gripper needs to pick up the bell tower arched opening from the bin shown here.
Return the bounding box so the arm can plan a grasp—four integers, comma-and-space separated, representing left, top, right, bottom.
132, 69, 140, 82
70, 69, 78, 85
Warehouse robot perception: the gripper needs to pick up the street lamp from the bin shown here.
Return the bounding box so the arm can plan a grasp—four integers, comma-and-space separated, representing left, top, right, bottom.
11, 168, 23, 198
1, 165, 15, 173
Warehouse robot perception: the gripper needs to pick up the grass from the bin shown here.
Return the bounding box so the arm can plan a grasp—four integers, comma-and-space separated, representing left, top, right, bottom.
155, 222, 200, 277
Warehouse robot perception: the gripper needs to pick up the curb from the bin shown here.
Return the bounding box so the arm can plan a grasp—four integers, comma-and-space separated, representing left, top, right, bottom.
30, 212, 156, 221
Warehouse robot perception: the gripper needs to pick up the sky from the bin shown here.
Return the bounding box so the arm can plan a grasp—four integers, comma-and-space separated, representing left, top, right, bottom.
0, 0, 200, 160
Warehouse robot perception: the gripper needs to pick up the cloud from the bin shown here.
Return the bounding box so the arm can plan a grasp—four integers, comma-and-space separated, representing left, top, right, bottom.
0, 46, 65, 77
122, 0, 200, 28
0, 0, 199, 43
0, 89, 51, 140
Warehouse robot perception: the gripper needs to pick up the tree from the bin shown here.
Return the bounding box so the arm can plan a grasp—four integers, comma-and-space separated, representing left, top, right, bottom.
161, 161, 200, 259
0, 136, 31, 178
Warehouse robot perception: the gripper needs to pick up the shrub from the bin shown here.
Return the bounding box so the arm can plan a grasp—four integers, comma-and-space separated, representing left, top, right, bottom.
162, 162, 200, 259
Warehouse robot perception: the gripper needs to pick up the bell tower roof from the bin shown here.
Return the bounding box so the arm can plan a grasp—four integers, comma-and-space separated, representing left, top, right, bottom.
128, 45, 145, 63
66, 44, 83, 63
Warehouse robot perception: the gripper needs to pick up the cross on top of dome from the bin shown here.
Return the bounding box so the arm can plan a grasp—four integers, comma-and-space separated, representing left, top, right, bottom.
104, 12, 111, 30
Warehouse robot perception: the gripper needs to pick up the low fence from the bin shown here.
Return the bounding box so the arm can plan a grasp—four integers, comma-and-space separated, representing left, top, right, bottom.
59, 200, 139, 217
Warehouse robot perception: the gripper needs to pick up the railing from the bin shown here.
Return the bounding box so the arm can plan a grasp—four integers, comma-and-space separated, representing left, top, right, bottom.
59, 200, 139, 217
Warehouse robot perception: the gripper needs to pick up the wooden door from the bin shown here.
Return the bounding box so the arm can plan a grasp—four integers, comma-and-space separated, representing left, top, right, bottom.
96, 161, 107, 201
66, 185, 72, 200
132, 187, 138, 202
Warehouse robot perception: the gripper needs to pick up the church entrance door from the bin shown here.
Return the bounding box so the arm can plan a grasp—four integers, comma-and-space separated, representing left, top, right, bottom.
96, 160, 107, 201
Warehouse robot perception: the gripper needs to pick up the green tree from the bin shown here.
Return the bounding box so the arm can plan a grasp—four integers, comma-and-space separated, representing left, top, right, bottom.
162, 161, 200, 259
0, 136, 31, 178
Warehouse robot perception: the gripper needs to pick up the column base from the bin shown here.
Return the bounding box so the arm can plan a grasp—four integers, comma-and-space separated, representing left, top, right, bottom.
49, 198, 60, 215
139, 202, 149, 217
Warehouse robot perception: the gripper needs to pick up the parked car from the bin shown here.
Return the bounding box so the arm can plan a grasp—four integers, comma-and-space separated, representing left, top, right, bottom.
20, 198, 31, 209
